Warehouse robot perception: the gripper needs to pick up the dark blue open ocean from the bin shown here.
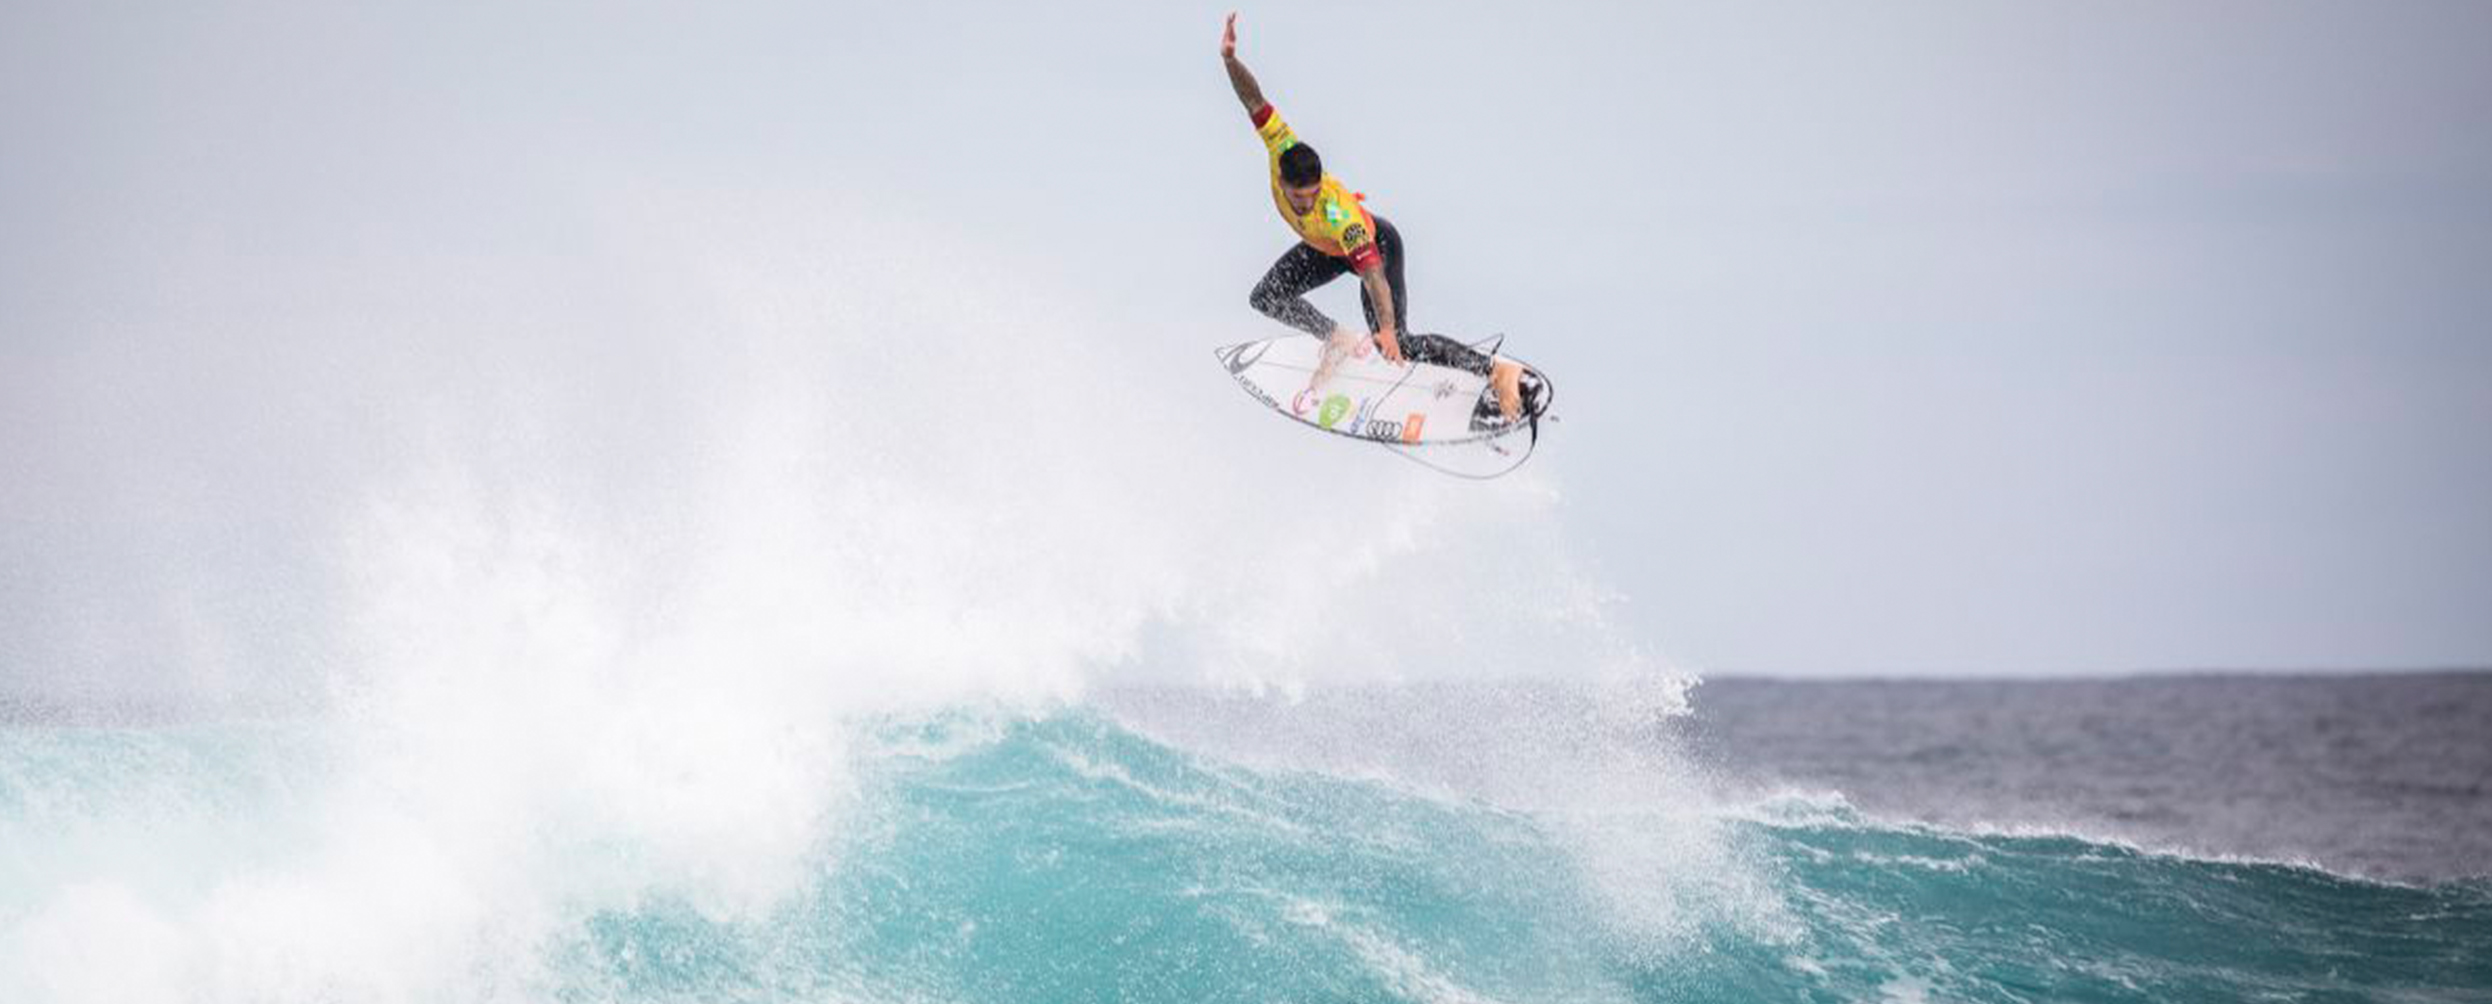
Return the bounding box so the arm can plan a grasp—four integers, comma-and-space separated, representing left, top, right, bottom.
3, 673, 2486, 1002
1684, 673, 2492, 882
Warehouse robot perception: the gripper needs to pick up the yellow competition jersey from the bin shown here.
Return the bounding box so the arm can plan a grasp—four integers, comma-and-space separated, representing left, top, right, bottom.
1253, 105, 1381, 271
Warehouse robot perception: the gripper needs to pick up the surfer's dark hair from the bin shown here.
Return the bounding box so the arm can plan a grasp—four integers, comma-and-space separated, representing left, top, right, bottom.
1279, 144, 1323, 187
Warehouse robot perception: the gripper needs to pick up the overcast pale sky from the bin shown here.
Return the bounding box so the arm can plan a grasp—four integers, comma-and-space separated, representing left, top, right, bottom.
5, 1, 2489, 703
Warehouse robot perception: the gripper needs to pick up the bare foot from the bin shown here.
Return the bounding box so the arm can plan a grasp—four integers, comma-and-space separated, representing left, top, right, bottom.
1308, 326, 1360, 392
1490, 360, 1524, 421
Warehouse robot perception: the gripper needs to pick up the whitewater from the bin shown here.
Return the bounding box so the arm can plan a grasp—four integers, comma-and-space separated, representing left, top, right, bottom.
5, 175, 2487, 1003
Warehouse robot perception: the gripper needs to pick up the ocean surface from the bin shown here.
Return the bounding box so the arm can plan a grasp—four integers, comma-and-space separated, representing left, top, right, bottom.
4, 675, 2486, 1003
1685, 673, 2492, 882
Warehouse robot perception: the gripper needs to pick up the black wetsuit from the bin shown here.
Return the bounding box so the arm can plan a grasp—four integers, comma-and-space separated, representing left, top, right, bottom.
1248, 216, 1493, 376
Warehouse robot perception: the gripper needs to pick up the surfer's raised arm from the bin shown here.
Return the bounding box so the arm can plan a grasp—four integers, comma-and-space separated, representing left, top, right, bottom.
1220, 12, 1269, 119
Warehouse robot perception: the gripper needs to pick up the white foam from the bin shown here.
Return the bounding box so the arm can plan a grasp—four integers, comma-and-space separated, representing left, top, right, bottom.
3, 178, 1627, 1001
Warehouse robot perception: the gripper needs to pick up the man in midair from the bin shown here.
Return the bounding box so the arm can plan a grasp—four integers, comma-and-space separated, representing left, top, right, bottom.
1221, 12, 1529, 421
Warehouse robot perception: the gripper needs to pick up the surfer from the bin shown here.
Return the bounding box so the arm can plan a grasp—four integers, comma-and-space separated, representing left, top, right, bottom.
1221, 11, 1529, 420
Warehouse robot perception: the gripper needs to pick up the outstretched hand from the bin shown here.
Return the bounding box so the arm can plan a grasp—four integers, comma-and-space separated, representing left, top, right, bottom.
1221, 12, 1238, 59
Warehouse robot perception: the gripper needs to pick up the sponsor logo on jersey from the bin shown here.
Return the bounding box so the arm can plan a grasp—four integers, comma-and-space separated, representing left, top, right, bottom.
1401, 413, 1426, 443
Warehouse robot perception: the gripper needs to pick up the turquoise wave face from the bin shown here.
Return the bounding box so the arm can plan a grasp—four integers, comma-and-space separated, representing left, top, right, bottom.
560, 713, 1654, 1003
5, 712, 2488, 1003
554, 713, 2491, 1004
1681, 805, 2492, 1003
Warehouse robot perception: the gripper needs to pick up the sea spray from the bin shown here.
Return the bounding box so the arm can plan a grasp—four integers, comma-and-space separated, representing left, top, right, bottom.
1, 184, 1636, 1002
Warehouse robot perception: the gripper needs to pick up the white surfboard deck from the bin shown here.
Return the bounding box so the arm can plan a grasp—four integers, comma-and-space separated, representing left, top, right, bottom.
1214, 333, 1551, 478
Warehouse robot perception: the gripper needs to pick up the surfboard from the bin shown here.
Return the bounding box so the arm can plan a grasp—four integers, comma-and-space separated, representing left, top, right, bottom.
1214, 332, 1552, 478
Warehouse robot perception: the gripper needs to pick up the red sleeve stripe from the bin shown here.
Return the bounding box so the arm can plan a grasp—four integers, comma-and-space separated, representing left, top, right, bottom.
1251, 104, 1276, 128
1347, 244, 1382, 272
